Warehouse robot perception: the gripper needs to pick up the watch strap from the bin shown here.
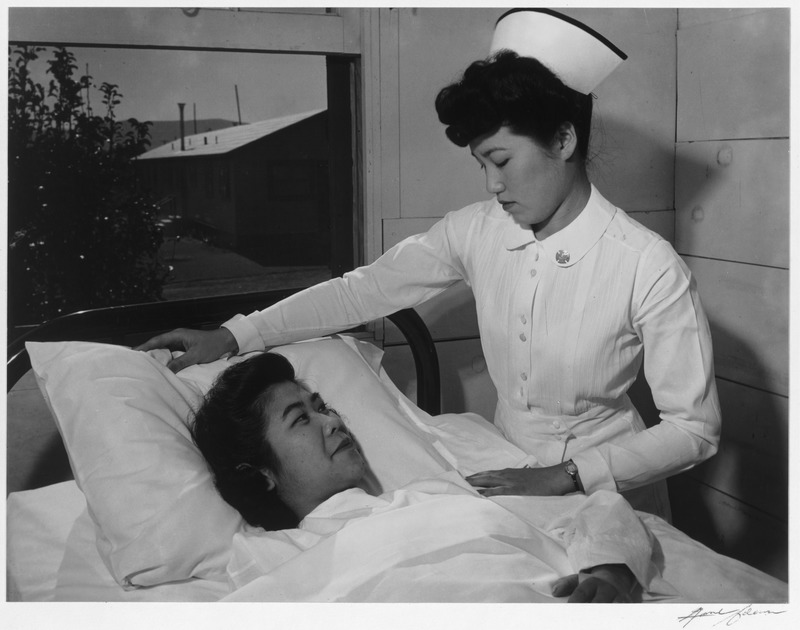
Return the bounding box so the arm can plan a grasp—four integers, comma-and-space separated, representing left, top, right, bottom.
564, 459, 580, 492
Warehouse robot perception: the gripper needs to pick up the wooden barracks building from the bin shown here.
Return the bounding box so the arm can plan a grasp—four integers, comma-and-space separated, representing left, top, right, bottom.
136, 109, 331, 266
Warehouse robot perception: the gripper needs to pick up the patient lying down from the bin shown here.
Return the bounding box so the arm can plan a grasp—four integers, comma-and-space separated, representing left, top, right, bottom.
191, 353, 780, 604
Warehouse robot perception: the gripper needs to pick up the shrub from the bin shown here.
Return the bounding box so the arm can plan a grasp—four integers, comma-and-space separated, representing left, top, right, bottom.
8, 45, 168, 328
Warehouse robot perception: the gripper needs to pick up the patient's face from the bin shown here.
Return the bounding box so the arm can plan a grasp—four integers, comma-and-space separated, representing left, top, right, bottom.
262, 381, 367, 516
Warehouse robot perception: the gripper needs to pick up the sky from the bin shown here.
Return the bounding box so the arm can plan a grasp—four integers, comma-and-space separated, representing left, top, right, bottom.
15, 45, 328, 124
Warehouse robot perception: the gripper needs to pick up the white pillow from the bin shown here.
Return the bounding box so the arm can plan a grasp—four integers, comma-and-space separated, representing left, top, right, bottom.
26, 335, 453, 589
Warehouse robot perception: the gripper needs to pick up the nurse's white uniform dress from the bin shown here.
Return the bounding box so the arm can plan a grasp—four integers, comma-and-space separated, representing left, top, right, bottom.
224, 185, 721, 518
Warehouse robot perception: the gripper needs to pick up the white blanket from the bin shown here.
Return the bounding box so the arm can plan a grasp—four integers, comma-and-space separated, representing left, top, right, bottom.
222, 473, 664, 602
7, 474, 787, 605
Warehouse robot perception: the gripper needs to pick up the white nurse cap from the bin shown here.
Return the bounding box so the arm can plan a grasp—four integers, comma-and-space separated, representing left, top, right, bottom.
490, 8, 627, 95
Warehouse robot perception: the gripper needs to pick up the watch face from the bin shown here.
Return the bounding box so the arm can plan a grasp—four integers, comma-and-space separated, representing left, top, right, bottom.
565, 461, 578, 475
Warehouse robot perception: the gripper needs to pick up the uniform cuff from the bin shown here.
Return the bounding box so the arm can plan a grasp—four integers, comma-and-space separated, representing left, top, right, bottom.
567, 534, 655, 591
221, 314, 265, 355
571, 448, 616, 494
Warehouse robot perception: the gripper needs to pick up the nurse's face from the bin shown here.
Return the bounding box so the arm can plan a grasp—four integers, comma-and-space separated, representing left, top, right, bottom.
470, 125, 578, 236
262, 381, 367, 516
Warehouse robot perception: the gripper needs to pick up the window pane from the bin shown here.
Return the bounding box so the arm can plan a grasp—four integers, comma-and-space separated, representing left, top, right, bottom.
8, 44, 355, 330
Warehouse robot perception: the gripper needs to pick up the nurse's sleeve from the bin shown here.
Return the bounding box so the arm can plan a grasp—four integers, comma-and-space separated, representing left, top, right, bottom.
573, 240, 721, 493
222, 209, 472, 352
551, 491, 657, 589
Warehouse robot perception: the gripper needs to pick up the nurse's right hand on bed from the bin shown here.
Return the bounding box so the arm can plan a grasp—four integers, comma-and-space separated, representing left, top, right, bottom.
135, 327, 239, 372
466, 464, 574, 497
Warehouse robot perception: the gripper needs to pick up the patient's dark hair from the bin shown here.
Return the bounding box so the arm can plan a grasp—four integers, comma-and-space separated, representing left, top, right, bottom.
435, 50, 593, 159
191, 352, 299, 531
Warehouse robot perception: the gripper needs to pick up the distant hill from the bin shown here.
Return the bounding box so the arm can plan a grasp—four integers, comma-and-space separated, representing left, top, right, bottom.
137, 119, 242, 153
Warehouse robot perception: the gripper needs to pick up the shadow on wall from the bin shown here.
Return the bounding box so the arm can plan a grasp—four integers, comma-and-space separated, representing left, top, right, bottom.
589, 110, 732, 221
631, 322, 788, 582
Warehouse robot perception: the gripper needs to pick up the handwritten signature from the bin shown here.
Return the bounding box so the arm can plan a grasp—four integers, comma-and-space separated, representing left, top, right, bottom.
677, 605, 786, 627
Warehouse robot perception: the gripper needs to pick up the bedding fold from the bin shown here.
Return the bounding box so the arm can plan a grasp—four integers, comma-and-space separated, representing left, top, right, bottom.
223, 473, 655, 602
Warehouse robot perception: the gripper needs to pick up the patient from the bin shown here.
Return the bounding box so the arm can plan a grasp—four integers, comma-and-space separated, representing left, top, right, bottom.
191, 352, 378, 531
192, 352, 640, 603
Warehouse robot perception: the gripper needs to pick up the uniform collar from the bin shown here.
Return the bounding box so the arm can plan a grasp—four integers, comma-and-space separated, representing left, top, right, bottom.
502, 184, 616, 267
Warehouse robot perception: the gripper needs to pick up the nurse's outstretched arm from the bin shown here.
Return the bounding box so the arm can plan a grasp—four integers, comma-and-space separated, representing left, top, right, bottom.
137, 209, 473, 371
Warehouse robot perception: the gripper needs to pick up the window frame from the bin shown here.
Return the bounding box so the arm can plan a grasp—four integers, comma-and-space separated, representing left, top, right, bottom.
8, 6, 367, 315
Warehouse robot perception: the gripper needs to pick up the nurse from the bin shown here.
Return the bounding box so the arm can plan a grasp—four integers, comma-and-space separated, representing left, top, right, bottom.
138, 9, 721, 517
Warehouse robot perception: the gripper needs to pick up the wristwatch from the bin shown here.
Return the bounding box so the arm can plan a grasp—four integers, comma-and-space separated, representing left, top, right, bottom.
564, 459, 581, 492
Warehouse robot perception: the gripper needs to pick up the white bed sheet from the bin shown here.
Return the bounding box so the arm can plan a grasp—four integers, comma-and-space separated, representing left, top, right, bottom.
222, 474, 788, 604
6, 398, 788, 603
7, 481, 85, 601
53, 506, 230, 602
7, 470, 788, 604
7, 481, 231, 602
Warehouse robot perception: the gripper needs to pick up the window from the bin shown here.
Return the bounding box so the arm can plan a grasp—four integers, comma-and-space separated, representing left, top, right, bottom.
8, 7, 360, 331
204, 164, 215, 199
218, 163, 230, 201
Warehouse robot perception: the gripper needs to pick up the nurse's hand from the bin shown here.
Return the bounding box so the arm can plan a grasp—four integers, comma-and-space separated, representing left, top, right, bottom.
551, 564, 641, 603
135, 327, 238, 372
466, 464, 577, 497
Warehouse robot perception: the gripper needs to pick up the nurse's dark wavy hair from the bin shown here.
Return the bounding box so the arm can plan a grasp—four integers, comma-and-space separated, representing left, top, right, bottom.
435, 50, 593, 159
191, 352, 299, 531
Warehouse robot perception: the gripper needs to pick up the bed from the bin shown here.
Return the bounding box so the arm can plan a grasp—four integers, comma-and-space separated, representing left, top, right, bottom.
5, 289, 789, 617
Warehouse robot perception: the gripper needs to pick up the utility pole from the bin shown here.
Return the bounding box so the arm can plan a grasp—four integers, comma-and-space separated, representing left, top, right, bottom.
178, 102, 186, 151
235, 85, 242, 126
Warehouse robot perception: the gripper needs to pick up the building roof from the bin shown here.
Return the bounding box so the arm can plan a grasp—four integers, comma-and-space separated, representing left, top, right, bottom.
136, 108, 326, 160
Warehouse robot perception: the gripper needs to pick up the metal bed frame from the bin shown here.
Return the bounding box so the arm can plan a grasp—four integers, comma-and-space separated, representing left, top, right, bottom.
7, 288, 441, 415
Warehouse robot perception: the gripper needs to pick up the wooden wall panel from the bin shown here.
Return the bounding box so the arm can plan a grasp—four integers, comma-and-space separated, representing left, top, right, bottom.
360, 8, 385, 268
686, 379, 788, 519
669, 474, 788, 581
394, 8, 678, 219
8, 7, 355, 54
675, 140, 789, 267
377, 8, 402, 220
671, 7, 789, 583
677, 9, 790, 141
686, 257, 788, 396
396, 8, 498, 218
383, 338, 497, 421
564, 8, 677, 213
678, 8, 771, 28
